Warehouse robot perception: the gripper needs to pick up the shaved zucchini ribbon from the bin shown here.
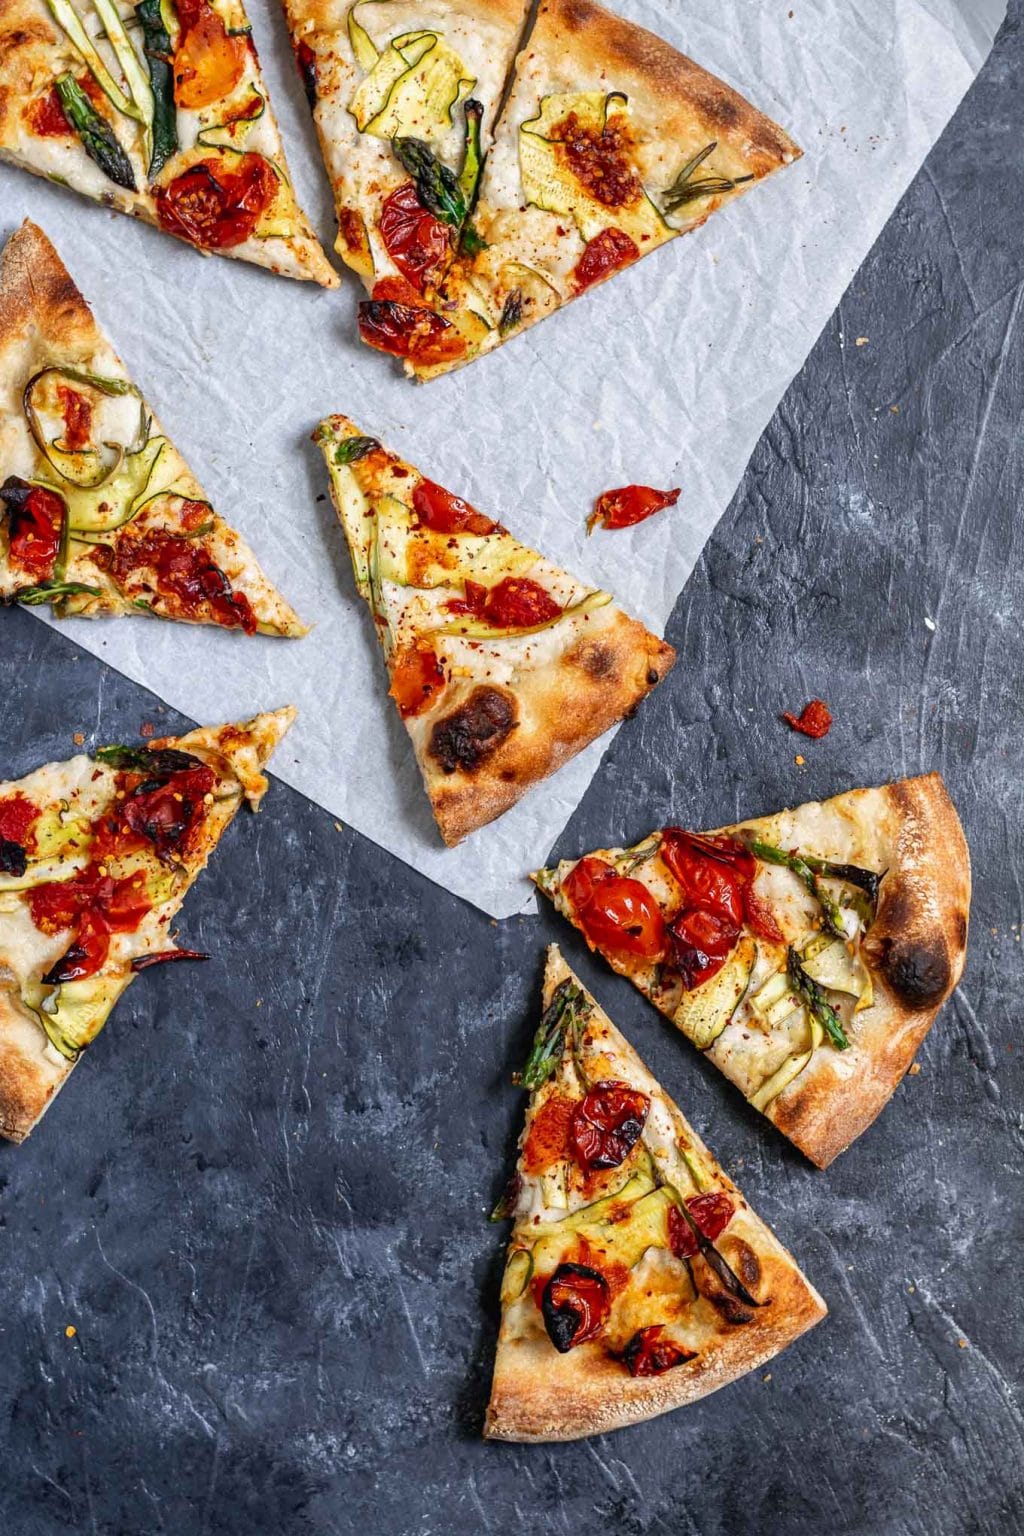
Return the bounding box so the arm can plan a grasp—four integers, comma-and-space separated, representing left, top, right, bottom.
519, 91, 668, 248
24, 366, 148, 490
46, 0, 155, 167
347, 10, 474, 142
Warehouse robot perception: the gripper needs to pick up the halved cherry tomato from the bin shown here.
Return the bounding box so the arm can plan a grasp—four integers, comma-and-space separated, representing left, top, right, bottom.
662, 828, 783, 950
358, 298, 467, 368
0, 793, 40, 849
412, 479, 497, 536
573, 227, 639, 292
541, 1262, 610, 1352
379, 182, 451, 294
589, 484, 680, 533
667, 1192, 735, 1258
570, 1080, 649, 1171
173, 0, 248, 110
667, 905, 739, 989
0, 480, 65, 581
623, 1324, 695, 1377
477, 577, 561, 629
155, 155, 277, 251
121, 766, 216, 861
562, 856, 666, 959
389, 646, 446, 718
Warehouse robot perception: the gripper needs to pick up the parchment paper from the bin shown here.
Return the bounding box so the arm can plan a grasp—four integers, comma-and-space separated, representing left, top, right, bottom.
0, 0, 1006, 917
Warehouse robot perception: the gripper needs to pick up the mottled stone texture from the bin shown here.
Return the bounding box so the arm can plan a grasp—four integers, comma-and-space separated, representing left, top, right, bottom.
2, 8, 1024, 1534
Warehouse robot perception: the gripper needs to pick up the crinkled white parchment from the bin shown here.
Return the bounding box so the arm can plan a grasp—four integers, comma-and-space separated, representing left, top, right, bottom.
0, 0, 1006, 916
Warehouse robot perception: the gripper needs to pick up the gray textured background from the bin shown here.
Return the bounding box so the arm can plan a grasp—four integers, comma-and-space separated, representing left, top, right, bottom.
2, 4, 1023, 1532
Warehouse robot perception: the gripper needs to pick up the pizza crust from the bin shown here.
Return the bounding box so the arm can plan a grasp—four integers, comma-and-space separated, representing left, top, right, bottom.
0, 707, 295, 1143
485, 947, 826, 1441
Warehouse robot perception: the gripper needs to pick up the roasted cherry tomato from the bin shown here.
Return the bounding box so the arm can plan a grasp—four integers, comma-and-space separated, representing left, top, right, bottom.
667, 906, 739, 990
667, 1192, 735, 1258
33, 868, 153, 982
111, 530, 257, 633
379, 182, 451, 294
660, 831, 752, 926
357, 297, 467, 368
782, 698, 833, 739
42, 908, 111, 985
588, 484, 680, 533
570, 1080, 650, 1171
480, 577, 561, 629
541, 1262, 610, 1352
389, 646, 446, 718
623, 1324, 695, 1377
562, 856, 666, 959
173, 0, 248, 110
573, 227, 639, 292
0, 478, 65, 581
122, 766, 216, 861
412, 479, 497, 536
0, 793, 39, 850
155, 154, 277, 251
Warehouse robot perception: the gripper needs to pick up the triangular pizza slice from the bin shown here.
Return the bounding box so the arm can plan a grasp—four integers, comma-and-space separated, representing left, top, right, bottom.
535, 774, 971, 1167
1, 221, 306, 634
314, 414, 674, 844
280, 0, 529, 368
0, 0, 336, 284
486, 946, 826, 1442
0, 706, 295, 1142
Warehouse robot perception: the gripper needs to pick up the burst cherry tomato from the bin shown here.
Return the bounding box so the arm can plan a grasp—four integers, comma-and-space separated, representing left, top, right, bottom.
562, 856, 666, 959
661, 829, 783, 955
541, 1262, 610, 1352
358, 297, 467, 368
667, 906, 738, 989
412, 479, 497, 536
173, 0, 248, 110
588, 484, 680, 533
379, 182, 451, 294
479, 578, 561, 629
121, 766, 216, 861
0, 479, 65, 581
570, 1081, 650, 1171
155, 155, 277, 251
573, 227, 639, 292
782, 698, 833, 739
667, 1193, 735, 1258
623, 1324, 695, 1377
389, 646, 446, 718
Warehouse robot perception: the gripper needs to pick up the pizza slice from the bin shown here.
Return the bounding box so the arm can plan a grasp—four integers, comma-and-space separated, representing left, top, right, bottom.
314, 414, 674, 844
1, 221, 306, 633
280, 0, 529, 368
0, 0, 336, 284
0, 706, 295, 1142
535, 774, 971, 1167
486, 945, 826, 1442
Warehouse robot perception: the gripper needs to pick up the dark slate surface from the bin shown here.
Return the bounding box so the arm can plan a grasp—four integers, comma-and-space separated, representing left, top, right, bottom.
2, 8, 1023, 1534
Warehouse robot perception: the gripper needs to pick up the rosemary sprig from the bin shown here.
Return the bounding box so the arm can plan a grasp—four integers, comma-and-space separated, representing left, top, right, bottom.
787, 947, 850, 1051
662, 140, 753, 214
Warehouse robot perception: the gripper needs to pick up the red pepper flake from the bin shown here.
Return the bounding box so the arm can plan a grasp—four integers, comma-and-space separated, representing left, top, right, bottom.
781, 699, 833, 739
140, 722, 155, 738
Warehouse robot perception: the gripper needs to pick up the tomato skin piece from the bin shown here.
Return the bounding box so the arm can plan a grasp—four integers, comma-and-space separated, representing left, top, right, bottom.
573, 227, 639, 292
412, 479, 497, 536
173, 0, 248, 110
0, 479, 65, 582
155, 155, 277, 251
623, 1324, 695, 1377
590, 484, 680, 533
782, 698, 833, 739
744, 883, 785, 944
523, 1093, 577, 1174
357, 298, 467, 367
562, 856, 666, 959
667, 1193, 734, 1258
389, 646, 446, 718
379, 182, 451, 294
541, 1262, 610, 1352
570, 1080, 650, 1171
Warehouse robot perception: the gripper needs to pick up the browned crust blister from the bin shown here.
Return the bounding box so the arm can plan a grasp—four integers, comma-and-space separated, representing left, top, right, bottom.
485, 947, 826, 1442
0, 709, 295, 1144
761, 774, 971, 1167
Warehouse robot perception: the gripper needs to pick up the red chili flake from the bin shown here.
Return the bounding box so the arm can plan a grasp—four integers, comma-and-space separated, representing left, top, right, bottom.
781, 699, 833, 739
588, 484, 680, 533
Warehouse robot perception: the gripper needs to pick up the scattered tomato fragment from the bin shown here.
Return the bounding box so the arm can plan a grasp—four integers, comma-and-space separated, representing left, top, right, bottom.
562, 856, 666, 959
447, 576, 560, 630
782, 699, 832, 739
573, 227, 639, 292
412, 479, 497, 536
0, 793, 40, 851
111, 530, 257, 633
588, 483, 680, 533
57, 385, 93, 452
389, 645, 446, 718
667, 1192, 734, 1258
570, 1081, 649, 1171
522, 1093, 577, 1174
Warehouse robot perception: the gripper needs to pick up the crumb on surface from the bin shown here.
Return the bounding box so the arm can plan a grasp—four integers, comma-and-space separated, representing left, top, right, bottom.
73, 732, 85, 746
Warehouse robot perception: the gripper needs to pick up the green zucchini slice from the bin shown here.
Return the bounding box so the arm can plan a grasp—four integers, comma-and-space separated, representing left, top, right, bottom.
24, 367, 147, 490
349, 28, 474, 141
40, 973, 125, 1060
673, 935, 757, 1050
